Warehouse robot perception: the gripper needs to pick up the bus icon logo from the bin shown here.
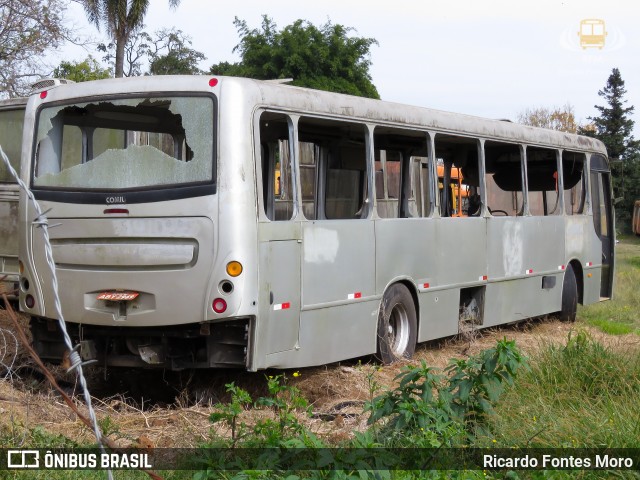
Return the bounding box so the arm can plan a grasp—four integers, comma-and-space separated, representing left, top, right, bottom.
578, 19, 607, 49
7, 450, 39, 468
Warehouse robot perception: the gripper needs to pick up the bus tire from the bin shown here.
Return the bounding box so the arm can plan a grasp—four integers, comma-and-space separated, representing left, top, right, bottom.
559, 264, 578, 322
376, 284, 417, 364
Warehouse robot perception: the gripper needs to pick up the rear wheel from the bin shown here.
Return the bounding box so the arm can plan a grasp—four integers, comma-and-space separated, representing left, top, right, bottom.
376, 284, 417, 364
559, 264, 578, 322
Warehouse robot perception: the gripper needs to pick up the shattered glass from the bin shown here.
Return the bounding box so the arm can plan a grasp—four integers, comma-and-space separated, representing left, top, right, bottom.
33, 96, 214, 189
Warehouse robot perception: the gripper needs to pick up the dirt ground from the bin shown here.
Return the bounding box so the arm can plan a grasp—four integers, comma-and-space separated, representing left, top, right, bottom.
1, 307, 638, 449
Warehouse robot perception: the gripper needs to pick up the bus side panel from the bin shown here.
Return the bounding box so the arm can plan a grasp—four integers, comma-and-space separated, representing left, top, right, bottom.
484, 276, 562, 327
484, 216, 565, 327
300, 221, 375, 309
417, 289, 459, 342
434, 217, 486, 286
265, 301, 378, 368
375, 218, 459, 341
374, 218, 434, 290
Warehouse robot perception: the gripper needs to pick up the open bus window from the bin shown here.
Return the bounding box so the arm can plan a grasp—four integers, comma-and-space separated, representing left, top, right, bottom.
434, 134, 479, 217
409, 156, 432, 217
260, 112, 294, 221
484, 141, 524, 216
527, 146, 561, 216
373, 127, 430, 218
0, 108, 25, 183
298, 117, 368, 220
33, 97, 213, 190
563, 151, 587, 215
374, 149, 401, 218
299, 141, 319, 220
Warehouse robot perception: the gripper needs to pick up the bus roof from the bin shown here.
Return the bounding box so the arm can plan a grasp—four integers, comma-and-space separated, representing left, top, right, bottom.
0, 97, 28, 108
29, 75, 608, 156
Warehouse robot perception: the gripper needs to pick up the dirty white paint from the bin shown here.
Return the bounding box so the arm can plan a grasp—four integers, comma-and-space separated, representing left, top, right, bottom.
502, 221, 523, 276
566, 220, 585, 254
304, 227, 339, 264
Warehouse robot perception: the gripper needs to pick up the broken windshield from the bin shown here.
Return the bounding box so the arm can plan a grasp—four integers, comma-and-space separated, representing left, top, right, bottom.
33, 96, 214, 190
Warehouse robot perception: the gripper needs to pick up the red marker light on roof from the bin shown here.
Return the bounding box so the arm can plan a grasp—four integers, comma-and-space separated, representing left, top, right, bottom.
40, 91, 48, 99
209, 78, 219, 87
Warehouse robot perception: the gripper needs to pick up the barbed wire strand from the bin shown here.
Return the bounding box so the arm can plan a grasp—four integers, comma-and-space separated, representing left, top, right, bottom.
0, 326, 18, 380
0, 145, 114, 480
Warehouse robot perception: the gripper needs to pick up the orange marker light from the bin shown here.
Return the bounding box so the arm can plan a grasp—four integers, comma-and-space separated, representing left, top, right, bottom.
226, 261, 243, 277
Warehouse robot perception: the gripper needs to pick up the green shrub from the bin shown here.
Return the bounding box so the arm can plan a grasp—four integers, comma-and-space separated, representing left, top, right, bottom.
366, 338, 528, 446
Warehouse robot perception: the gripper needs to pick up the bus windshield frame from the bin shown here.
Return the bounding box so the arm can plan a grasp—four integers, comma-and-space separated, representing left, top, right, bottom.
30, 93, 217, 204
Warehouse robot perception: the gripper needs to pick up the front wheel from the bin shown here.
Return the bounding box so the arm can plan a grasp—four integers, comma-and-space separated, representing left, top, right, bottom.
376, 284, 417, 364
559, 264, 578, 322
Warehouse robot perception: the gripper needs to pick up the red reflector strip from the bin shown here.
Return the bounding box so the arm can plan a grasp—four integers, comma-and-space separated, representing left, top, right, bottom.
273, 302, 290, 311
422, 283, 430, 289
586, 262, 593, 267
347, 292, 362, 300
525, 269, 533, 275
558, 265, 566, 270
479, 275, 488, 281
97, 291, 139, 301
104, 208, 129, 214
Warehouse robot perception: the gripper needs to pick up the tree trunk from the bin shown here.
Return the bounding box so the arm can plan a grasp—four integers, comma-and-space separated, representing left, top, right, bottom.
115, 34, 126, 78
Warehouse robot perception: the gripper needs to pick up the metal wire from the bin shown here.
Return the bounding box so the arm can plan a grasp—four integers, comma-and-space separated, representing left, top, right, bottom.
0, 327, 18, 380
0, 145, 113, 480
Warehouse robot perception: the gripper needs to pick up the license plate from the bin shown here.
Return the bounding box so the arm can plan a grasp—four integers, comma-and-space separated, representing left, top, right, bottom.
97, 291, 139, 301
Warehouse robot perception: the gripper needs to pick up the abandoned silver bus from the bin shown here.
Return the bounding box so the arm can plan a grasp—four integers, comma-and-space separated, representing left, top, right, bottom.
18, 76, 614, 370
0, 97, 27, 302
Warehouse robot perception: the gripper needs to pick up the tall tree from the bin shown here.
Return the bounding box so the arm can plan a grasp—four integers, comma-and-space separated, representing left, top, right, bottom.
0, 0, 71, 96
148, 29, 205, 75
81, 0, 180, 78
98, 27, 205, 76
580, 68, 640, 232
210, 16, 379, 99
517, 104, 579, 133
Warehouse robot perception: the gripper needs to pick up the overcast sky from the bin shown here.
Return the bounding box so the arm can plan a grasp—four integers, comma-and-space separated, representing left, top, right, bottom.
61, 0, 640, 135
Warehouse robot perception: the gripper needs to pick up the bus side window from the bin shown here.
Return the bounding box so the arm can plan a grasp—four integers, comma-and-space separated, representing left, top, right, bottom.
0, 108, 25, 182
298, 117, 368, 220
373, 127, 430, 218
527, 147, 561, 216
259, 112, 294, 221
563, 151, 587, 215
434, 134, 480, 217
484, 141, 524, 217
410, 157, 432, 217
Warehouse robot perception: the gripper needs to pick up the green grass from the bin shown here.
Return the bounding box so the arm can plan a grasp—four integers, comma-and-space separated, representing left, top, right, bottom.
578, 235, 640, 335
487, 331, 640, 449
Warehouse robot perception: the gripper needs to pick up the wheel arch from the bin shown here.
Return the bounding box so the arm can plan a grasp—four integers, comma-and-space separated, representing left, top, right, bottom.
392, 278, 420, 335
567, 259, 584, 304
376, 279, 419, 363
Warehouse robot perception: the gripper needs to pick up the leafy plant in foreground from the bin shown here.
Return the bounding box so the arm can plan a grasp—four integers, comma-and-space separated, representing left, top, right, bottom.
366, 338, 528, 445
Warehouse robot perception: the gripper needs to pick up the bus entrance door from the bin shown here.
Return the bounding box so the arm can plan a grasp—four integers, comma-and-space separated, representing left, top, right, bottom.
590, 155, 614, 298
